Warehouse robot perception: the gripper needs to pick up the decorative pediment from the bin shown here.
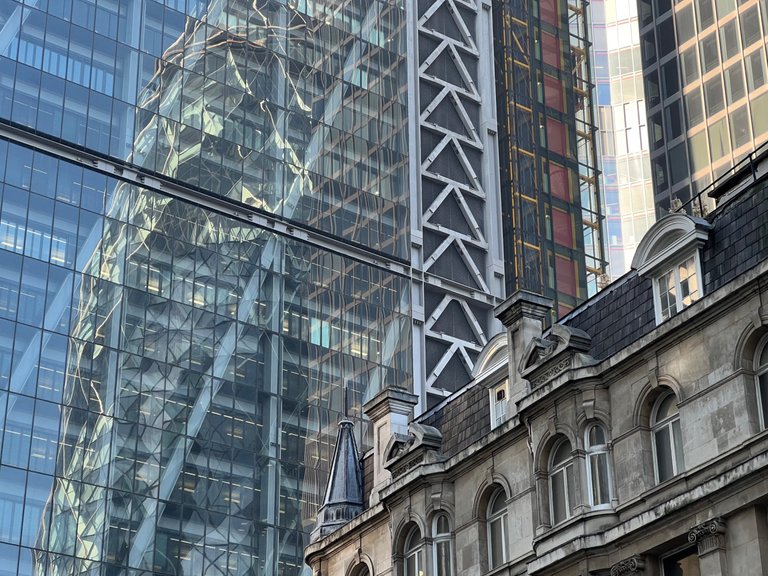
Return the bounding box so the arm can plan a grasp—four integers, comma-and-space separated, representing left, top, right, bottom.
519, 324, 595, 389
384, 423, 443, 478
631, 213, 712, 276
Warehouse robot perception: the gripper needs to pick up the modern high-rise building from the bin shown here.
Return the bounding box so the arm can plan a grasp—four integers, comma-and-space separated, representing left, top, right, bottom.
0, 1, 608, 574
590, 0, 655, 279
639, 0, 768, 213
0, 1, 412, 574
492, 0, 606, 317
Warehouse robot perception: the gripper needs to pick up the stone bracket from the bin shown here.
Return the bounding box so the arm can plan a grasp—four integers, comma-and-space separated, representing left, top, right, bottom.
610, 555, 645, 576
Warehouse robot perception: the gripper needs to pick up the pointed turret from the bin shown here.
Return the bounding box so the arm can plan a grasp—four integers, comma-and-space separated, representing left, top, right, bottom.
311, 420, 364, 541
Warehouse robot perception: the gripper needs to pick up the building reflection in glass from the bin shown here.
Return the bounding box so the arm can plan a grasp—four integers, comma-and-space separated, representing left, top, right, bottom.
0, 0, 410, 575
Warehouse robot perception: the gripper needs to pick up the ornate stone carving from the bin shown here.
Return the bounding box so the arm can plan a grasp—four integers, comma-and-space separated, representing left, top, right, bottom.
610, 556, 645, 576
688, 518, 726, 555
529, 357, 572, 388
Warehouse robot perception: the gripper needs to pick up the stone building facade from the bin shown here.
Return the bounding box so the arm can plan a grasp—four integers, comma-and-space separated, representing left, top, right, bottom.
303, 149, 768, 575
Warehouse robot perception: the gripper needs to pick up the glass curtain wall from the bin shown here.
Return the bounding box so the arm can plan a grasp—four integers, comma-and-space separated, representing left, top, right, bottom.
493, 0, 605, 318
0, 1, 410, 575
590, 0, 655, 279
638, 0, 768, 212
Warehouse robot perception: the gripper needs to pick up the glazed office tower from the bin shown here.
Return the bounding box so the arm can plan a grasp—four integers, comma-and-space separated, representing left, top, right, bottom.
0, 1, 411, 575
639, 0, 768, 213
493, 0, 605, 316
590, 0, 655, 279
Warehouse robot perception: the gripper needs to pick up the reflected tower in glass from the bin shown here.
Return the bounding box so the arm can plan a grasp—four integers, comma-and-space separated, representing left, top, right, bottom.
0, 1, 410, 575
493, 0, 606, 317
590, 0, 655, 279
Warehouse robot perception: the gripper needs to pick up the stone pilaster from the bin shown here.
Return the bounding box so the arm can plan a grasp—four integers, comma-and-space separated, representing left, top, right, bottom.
688, 518, 727, 575
610, 556, 645, 576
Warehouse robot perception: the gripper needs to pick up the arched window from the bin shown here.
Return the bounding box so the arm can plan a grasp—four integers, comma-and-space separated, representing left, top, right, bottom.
433, 514, 453, 576
757, 338, 768, 429
404, 526, 423, 576
550, 438, 575, 524
652, 391, 684, 483
487, 489, 508, 569
350, 565, 370, 576
585, 424, 612, 507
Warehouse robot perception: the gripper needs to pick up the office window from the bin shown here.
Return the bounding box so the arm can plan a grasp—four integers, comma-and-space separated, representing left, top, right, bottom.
709, 117, 730, 161
653, 155, 668, 189
659, 19, 676, 58
719, 19, 740, 61
704, 75, 724, 116
662, 60, 680, 99
716, 0, 736, 16
696, 0, 715, 30
652, 391, 685, 483
642, 30, 657, 67
585, 424, 612, 507
676, 5, 696, 43
433, 514, 453, 576
669, 143, 688, 185
746, 48, 767, 91
685, 88, 705, 128
665, 101, 683, 140
550, 438, 575, 525
730, 105, 752, 148
688, 130, 709, 172
753, 92, 768, 136
681, 47, 700, 86
650, 112, 665, 151
487, 489, 508, 569
741, 6, 762, 47
699, 32, 719, 74
724, 63, 745, 105
646, 71, 661, 108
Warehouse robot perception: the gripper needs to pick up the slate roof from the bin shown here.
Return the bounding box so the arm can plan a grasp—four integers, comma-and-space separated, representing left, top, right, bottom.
415, 151, 768, 459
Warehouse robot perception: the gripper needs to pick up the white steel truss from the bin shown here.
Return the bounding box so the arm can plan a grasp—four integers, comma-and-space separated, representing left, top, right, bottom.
408, 0, 505, 402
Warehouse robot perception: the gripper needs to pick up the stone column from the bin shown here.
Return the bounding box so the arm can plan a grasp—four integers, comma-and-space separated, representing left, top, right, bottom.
688, 518, 727, 575
610, 556, 645, 576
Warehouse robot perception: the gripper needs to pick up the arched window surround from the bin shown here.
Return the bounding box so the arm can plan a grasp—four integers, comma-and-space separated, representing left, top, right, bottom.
404, 525, 423, 576
432, 513, 453, 576
584, 422, 613, 509
549, 437, 576, 525
756, 334, 768, 429
486, 487, 509, 570
651, 390, 685, 484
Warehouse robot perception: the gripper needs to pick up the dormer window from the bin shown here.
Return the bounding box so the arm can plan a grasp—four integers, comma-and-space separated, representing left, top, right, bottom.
632, 213, 712, 325
490, 380, 509, 429
656, 256, 700, 322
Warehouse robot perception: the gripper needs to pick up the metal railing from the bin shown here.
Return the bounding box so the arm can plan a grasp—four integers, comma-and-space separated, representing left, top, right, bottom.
676, 140, 768, 217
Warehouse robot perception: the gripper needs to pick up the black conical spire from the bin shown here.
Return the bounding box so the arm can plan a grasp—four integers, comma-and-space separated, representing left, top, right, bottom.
311, 420, 364, 541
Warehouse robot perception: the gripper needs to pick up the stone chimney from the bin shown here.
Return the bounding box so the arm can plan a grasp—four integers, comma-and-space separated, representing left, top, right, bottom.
362, 387, 418, 505
494, 290, 553, 410
311, 420, 364, 542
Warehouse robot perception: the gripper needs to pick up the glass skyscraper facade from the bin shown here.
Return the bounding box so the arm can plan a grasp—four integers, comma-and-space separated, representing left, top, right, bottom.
639, 0, 768, 213
0, 1, 410, 575
493, 0, 605, 317
591, 0, 655, 279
